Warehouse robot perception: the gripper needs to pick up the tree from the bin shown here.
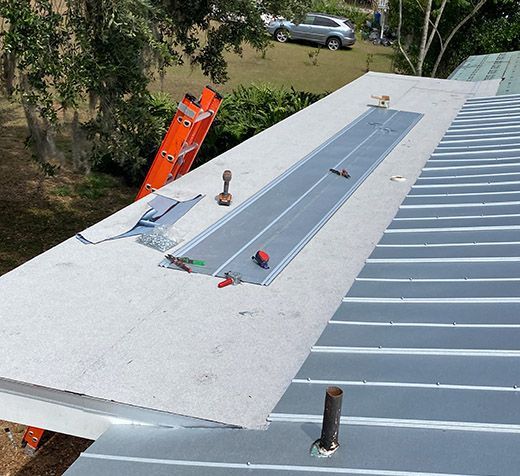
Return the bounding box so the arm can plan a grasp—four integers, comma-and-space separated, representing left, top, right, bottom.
0, 0, 310, 181
392, 0, 489, 77
0, 1, 70, 169
439, 0, 520, 77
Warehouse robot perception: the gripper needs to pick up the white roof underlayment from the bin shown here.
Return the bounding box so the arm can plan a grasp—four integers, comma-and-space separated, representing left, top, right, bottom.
0, 73, 499, 439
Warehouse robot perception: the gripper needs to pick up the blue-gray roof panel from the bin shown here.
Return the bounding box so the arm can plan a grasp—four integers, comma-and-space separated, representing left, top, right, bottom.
359, 261, 520, 279
271, 382, 520, 427
315, 324, 520, 349
333, 301, 520, 324
296, 352, 520, 388
68, 423, 520, 475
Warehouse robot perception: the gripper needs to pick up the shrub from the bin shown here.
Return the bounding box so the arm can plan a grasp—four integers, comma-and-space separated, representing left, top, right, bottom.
199, 84, 327, 164
89, 85, 326, 184
311, 0, 371, 29
88, 91, 177, 184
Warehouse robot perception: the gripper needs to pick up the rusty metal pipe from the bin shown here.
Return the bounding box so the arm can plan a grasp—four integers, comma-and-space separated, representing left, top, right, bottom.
319, 386, 343, 453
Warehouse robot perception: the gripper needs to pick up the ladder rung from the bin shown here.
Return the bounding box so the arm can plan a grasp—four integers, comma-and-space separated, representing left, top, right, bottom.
194, 110, 213, 123
178, 143, 199, 159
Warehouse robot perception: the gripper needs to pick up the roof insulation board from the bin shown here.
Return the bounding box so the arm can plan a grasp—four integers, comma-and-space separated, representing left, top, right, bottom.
0, 73, 498, 440
174, 108, 421, 285
449, 51, 520, 95
68, 92, 520, 475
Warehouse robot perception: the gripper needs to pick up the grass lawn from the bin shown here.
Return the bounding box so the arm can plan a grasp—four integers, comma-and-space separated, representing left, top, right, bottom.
153, 36, 394, 98
0, 36, 394, 475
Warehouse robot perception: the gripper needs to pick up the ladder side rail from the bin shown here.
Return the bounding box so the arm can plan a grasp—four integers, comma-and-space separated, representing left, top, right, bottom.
21, 426, 45, 453
177, 91, 223, 178
170, 87, 221, 180
135, 95, 202, 200
135, 114, 180, 200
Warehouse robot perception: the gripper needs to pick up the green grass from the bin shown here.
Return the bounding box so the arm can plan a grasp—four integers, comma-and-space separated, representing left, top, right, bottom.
153, 37, 394, 98
0, 98, 135, 275
76, 173, 122, 199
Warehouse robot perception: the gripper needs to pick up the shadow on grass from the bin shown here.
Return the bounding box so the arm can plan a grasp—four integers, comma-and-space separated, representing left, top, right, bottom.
0, 121, 136, 275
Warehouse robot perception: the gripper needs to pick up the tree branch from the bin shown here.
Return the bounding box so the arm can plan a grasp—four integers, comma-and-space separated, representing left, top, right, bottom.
431, 0, 488, 77
412, 0, 445, 61
424, 0, 447, 55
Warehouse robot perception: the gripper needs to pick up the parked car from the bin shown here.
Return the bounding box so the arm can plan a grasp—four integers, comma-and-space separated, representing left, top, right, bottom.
266, 13, 356, 51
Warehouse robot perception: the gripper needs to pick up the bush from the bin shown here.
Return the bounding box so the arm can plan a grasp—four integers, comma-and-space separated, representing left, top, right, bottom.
88, 92, 177, 185
311, 0, 371, 29
89, 85, 326, 184
199, 84, 327, 164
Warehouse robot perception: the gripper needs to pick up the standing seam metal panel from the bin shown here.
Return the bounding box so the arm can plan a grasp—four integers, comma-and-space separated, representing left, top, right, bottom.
271, 96, 520, 439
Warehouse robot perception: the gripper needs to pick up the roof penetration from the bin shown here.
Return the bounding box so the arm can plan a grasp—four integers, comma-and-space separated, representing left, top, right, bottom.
67, 95, 520, 474
449, 51, 520, 95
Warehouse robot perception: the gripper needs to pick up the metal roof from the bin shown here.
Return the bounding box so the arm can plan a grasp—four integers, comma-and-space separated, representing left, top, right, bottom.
449, 51, 520, 95
67, 95, 520, 474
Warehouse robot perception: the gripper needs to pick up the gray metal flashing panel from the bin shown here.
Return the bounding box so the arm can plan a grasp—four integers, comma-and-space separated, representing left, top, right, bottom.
68, 423, 520, 476
172, 108, 421, 285
0, 377, 229, 440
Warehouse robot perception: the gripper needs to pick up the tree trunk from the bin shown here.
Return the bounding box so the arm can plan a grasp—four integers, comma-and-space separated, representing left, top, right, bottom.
1, 20, 16, 95
71, 110, 91, 173
20, 74, 62, 164
424, 0, 448, 58
397, 0, 417, 75
1, 51, 16, 95
417, 0, 433, 76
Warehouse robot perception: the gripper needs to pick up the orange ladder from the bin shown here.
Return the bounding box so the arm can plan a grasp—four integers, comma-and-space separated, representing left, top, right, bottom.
136, 86, 222, 201
21, 426, 45, 454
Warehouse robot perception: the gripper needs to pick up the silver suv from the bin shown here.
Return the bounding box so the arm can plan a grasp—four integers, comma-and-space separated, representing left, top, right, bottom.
266, 13, 356, 51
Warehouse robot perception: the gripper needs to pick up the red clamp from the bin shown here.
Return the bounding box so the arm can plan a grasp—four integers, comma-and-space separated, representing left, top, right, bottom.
218, 271, 242, 288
